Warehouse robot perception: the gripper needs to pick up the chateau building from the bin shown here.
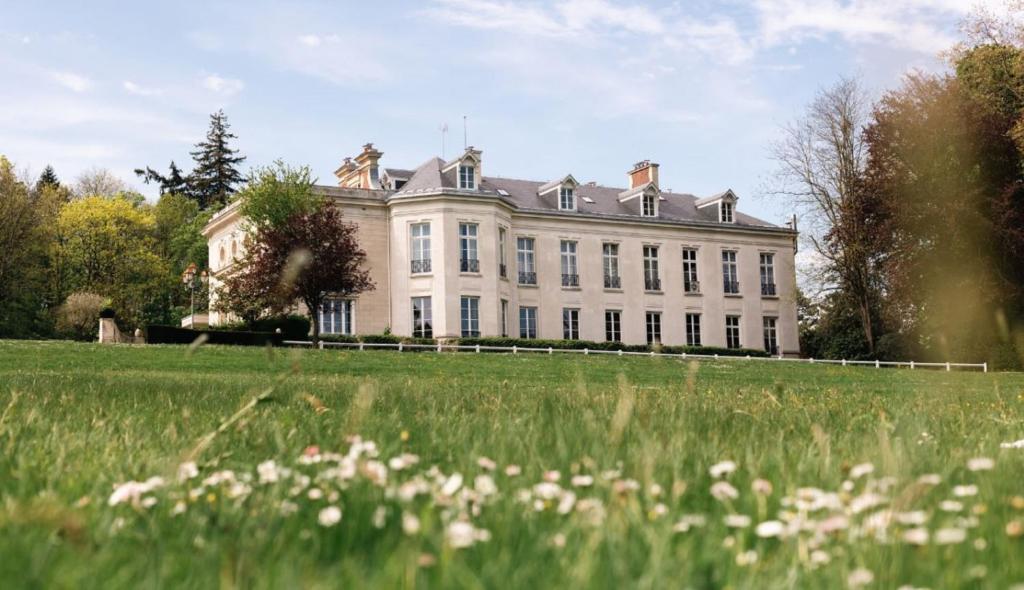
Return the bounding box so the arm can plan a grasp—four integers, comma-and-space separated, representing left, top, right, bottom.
204, 143, 800, 355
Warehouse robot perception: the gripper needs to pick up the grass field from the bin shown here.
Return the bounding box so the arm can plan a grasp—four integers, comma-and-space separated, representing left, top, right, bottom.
2, 340, 1024, 589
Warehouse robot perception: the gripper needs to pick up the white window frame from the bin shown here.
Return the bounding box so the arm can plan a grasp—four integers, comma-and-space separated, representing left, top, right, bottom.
517, 237, 536, 283
643, 245, 660, 291
460, 296, 480, 337
726, 315, 741, 349
459, 223, 478, 270
411, 296, 432, 338
722, 250, 739, 294
458, 164, 476, 189
682, 248, 699, 292
760, 253, 776, 293
560, 240, 578, 281
720, 201, 734, 223
498, 227, 508, 278
763, 316, 778, 355
685, 313, 701, 346
605, 310, 621, 342
642, 193, 657, 217
519, 306, 537, 339
500, 299, 509, 337
319, 299, 354, 335
562, 308, 580, 340
411, 222, 431, 271
559, 186, 576, 211
646, 311, 662, 344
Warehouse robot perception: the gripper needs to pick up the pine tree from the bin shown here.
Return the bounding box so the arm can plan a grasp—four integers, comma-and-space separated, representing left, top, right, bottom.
135, 161, 190, 197
36, 165, 60, 192
189, 110, 246, 210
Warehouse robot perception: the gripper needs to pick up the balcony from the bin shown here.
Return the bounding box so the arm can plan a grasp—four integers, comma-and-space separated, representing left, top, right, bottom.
499, 263, 507, 278
645, 277, 662, 291
562, 273, 579, 288
518, 271, 537, 286
684, 280, 701, 294
724, 280, 740, 295
410, 259, 431, 274
761, 282, 777, 297
460, 258, 480, 273
604, 275, 621, 289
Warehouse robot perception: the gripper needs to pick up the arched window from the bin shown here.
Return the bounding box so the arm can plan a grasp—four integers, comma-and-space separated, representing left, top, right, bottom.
219, 246, 226, 267
231, 240, 238, 259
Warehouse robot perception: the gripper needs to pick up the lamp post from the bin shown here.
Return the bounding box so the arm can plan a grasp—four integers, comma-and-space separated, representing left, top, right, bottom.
181, 263, 208, 328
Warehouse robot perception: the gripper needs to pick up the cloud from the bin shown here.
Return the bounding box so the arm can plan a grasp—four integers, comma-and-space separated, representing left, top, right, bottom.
202, 74, 244, 96
123, 80, 162, 96
297, 34, 322, 47
50, 71, 92, 92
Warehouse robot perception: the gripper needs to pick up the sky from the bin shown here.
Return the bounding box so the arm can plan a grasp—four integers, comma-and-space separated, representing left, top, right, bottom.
0, 0, 1003, 225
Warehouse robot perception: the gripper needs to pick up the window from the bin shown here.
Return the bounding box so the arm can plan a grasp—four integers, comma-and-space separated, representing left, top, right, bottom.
685, 313, 702, 346
219, 245, 225, 268
562, 308, 580, 340
643, 245, 661, 291
320, 299, 353, 335
560, 240, 579, 287
517, 237, 536, 285
498, 227, 508, 278
411, 297, 432, 338
646, 312, 662, 344
459, 223, 479, 273
460, 296, 480, 337
763, 317, 778, 355
720, 201, 734, 223
559, 186, 575, 210
605, 310, 621, 342
394, 179, 407, 190
603, 243, 620, 289
501, 299, 509, 337
722, 250, 739, 294
642, 193, 657, 217
682, 248, 699, 293
726, 315, 741, 349
519, 306, 537, 339
760, 253, 776, 296
458, 164, 475, 189
411, 223, 431, 273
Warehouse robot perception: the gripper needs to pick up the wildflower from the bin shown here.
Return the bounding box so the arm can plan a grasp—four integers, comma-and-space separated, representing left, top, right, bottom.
474, 474, 497, 497
613, 479, 641, 495
896, 511, 927, 526
709, 460, 737, 479
362, 460, 388, 486
850, 492, 886, 514
504, 464, 522, 477
307, 488, 323, 500
477, 457, 497, 471
649, 483, 663, 497
445, 521, 490, 549
372, 506, 387, 529
388, 453, 419, 471
1007, 520, 1024, 538
108, 477, 165, 507
818, 514, 850, 534
953, 485, 978, 497
441, 473, 463, 496
755, 520, 785, 538
318, 506, 342, 527
711, 481, 739, 502
543, 470, 561, 483
551, 533, 567, 548
917, 474, 942, 485
1011, 496, 1024, 510
575, 498, 607, 526
850, 463, 874, 479
557, 491, 577, 514
967, 457, 994, 472
940, 500, 964, 512
752, 478, 773, 496
974, 538, 988, 550
648, 503, 668, 520
672, 514, 706, 533
177, 462, 199, 482
402, 512, 421, 535
901, 528, 929, 545
935, 527, 967, 544
735, 550, 758, 566
968, 565, 987, 579
534, 482, 562, 501
1000, 439, 1024, 449
571, 475, 594, 487
171, 501, 187, 516
280, 500, 298, 515
417, 553, 436, 568
400, 430, 410, 442
810, 550, 830, 566
848, 568, 874, 588
724, 514, 751, 528
141, 496, 157, 509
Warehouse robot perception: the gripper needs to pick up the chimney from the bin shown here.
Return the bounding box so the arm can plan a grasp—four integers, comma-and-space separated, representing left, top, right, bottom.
334, 156, 356, 186
353, 143, 383, 189
628, 160, 659, 190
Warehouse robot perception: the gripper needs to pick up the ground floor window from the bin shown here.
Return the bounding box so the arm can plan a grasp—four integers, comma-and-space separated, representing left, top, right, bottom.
605, 310, 621, 342
460, 296, 479, 337
501, 300, 509, 337
685, 313, 701, 346
562, 308, 580, 340
763, 316, 778, 355
411, 297, 432, 338
646, 312, 661, 344
520, 306, 537, 339
726, 315, 741, 349
319, 299, 353, 335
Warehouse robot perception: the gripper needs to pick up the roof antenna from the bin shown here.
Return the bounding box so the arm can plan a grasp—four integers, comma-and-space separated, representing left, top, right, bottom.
440, 123, 448, 159
463, 115, 468, 150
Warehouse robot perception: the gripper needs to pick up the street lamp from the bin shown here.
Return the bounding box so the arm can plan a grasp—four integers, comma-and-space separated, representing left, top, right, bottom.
181, 263, 208, 328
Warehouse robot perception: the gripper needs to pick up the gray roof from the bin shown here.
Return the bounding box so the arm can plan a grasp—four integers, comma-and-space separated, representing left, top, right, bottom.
383, 167, 414, 179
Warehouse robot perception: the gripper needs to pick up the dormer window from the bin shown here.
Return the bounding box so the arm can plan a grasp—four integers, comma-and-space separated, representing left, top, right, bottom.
720, 201, 734, 223
559, 187, 575, 211
642, 193, 657, 217
458, 165, 476, 189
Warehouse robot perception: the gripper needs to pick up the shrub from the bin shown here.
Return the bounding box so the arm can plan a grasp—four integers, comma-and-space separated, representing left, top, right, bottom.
248, 315, 311, 340
454, 337, 769, 357
55, 292, 107, 341
145, 325, 283, 347
319, 334, 436, 346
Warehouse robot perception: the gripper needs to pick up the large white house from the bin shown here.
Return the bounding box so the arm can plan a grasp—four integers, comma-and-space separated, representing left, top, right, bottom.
204, 144, 799, 355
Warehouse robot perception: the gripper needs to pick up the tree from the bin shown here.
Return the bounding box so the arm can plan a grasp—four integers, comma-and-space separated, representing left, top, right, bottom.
769, 77, 888, 354
55, 292, 107, 341
0, 156, 51, 337
74, 166, 128, 198
189, 110, 245, 209
239, 161, 317, 230
135, 161, 190, 197
36, 165, 60, 192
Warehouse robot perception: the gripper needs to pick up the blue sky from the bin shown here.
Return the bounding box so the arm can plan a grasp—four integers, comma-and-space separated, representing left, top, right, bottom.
0, 0, 995, 224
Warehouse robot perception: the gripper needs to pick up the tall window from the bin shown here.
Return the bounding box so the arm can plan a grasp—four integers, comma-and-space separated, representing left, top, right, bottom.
560, 240, 579, 287
519, 306, 537, 339
562, 308, 580, 340
498, 227, 508, 278
605, 310, 621, 342
603, 243, 620, 289
458, 164, 475, 189
725, 315, 741, 349
517, 237, 536, 285
682, 248, 699, 293
722, 250, 739, 294
459, 223, 479, 273
685, 313, 701, 346
763, 317, 778, 355
460, 296, 479, 337
642, 193, 657, 217
410, 223, 431, 274
320, 299, 353, 335
559, 187, 575, 210
500, 299, 509, 337
760, 253, 776, 296
646, 312, 662, 344
411, 297, 432, 338
643, 245, 661, 291
720, 201, 734, 223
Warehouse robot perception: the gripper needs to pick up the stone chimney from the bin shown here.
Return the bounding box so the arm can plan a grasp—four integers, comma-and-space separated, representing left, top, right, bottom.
335, 143, 383, 188
628, 160, 659, 189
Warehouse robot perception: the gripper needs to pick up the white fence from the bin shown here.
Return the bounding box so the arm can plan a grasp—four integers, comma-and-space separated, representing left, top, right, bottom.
282, 340, 988, 373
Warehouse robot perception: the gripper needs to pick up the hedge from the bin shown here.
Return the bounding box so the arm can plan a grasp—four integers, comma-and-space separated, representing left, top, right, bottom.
319, 334, 436, 346
145, 325, 283, 347
454, 337, 770, 357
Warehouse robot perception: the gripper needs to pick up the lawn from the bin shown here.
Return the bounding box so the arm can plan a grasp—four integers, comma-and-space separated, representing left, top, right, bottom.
1, 340, 1023, 589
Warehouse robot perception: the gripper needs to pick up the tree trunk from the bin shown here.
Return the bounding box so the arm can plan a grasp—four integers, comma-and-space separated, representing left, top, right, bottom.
858, 296, 875, 354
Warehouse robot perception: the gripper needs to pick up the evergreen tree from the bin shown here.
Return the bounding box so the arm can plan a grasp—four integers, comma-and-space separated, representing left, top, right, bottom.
35, 165, 60, 192
189, 110, 245, 210
134, 160, 190, 197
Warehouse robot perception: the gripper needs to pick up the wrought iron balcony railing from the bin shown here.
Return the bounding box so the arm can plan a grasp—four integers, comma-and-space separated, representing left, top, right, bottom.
761, 282, 777, 297
645, 277, 662, 291
684, 280, 701, 294
604, 275, 621, 289
499, 263, 507, 278
724, 280, 741, 295
562, 273, 579, 287
518, 271, 537, 285
460, 258, 480, 273
410, 259, 431, 274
